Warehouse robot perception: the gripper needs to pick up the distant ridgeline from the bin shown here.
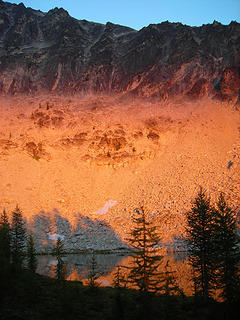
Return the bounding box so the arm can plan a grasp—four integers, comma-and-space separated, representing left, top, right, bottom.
0, 1, 239, 102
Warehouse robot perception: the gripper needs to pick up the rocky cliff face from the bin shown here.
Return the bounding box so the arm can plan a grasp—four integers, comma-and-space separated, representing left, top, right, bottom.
0, 1, 239, 101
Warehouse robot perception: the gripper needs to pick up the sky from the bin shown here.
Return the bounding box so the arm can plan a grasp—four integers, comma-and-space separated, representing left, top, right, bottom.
7, 0, 240, 30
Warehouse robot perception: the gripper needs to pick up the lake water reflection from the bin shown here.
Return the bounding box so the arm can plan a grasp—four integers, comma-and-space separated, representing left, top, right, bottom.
36, 252, 193, 295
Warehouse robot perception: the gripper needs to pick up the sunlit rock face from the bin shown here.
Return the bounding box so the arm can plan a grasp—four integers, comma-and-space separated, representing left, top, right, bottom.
0, 1, 239, 102
0, 96, 239, 251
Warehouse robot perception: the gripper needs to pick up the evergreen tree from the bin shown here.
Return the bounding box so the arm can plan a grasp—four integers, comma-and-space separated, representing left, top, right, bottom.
87, 253, 99, 288
0, 209, 11, 266
0, 209, 11, 299
213, 193, 240, 304
11, 205, 26, 271
186, 188, 216, 301
52, 238, 65, 281
52, 237, 65, 257
26, 235, 37, 273
127, 206, 162, 293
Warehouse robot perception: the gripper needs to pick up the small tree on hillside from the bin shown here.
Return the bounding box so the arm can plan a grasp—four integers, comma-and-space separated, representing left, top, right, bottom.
213, 193, 240, 303
127, 206, 162, 293
26, 235, 37, 273
186, 188, 216, 301
11, 205, 26, 271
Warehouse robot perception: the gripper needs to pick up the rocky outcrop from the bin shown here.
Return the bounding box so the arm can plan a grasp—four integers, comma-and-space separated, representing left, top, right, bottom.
0, 1, 239, 101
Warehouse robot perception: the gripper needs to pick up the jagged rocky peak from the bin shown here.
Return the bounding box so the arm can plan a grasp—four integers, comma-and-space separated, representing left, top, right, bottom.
47, 7, 69, 17
0, 0, 239, 102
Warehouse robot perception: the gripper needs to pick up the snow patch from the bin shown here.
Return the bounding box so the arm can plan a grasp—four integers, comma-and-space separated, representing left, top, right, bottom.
95, 200, 117, 215
47, 233, 65, 241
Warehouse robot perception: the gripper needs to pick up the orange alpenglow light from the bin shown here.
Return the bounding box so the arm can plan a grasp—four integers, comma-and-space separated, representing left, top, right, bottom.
0, 95, 239, 249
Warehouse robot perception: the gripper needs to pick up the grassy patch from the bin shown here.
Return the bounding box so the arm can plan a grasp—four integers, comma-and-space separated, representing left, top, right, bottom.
32, 155, 40, 161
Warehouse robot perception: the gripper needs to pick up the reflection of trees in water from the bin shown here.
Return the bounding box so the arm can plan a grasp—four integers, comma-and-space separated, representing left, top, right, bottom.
116, 255, 193, 296
37, 253, 126, 281
162, 255, 193, 296
36, 253, 193, 295
68, 254, 125, 279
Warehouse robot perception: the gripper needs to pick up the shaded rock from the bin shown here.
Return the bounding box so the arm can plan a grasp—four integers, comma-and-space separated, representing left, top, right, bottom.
0, 1, 239, 101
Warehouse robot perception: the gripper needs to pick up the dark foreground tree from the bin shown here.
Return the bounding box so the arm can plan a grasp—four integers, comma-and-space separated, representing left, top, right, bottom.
213, 193, 240, 304
186, 188, 216, 301
127, 206, 162, 293
0, 209, 11, 265
0, 209, 11, 282
11, 205, 26, 271
26, 235, 37, 273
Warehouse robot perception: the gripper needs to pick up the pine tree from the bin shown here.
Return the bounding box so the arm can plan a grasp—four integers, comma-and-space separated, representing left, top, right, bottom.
213, 193, 240, 304
127, 206, 162, 293
26, 235, 37, 273
186, 188, 216, 301
52, 237, 64, 257
0, 209, 11, 266
52, 238, 65, 281
11, 205, 26, 271
0, 209, 11, 300
87, 253, 99, 288
0, 209, 11, 283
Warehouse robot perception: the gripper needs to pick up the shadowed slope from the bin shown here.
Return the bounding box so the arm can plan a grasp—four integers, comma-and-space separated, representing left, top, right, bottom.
0, 1, 239, 101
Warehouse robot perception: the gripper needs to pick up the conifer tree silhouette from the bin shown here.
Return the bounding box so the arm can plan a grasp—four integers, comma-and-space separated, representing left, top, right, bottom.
127, 206, 162, 293
11, 205, 26, 271
26, 235, 37, 273
213, 193, 240, 303
0, 208, 11, 284
52, 238, 65, 281
186, 188, 216, 301
0, 209, 11, 266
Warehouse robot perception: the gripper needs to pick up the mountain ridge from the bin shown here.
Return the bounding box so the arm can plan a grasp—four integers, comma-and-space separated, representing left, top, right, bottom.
0, 1, 239, 102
